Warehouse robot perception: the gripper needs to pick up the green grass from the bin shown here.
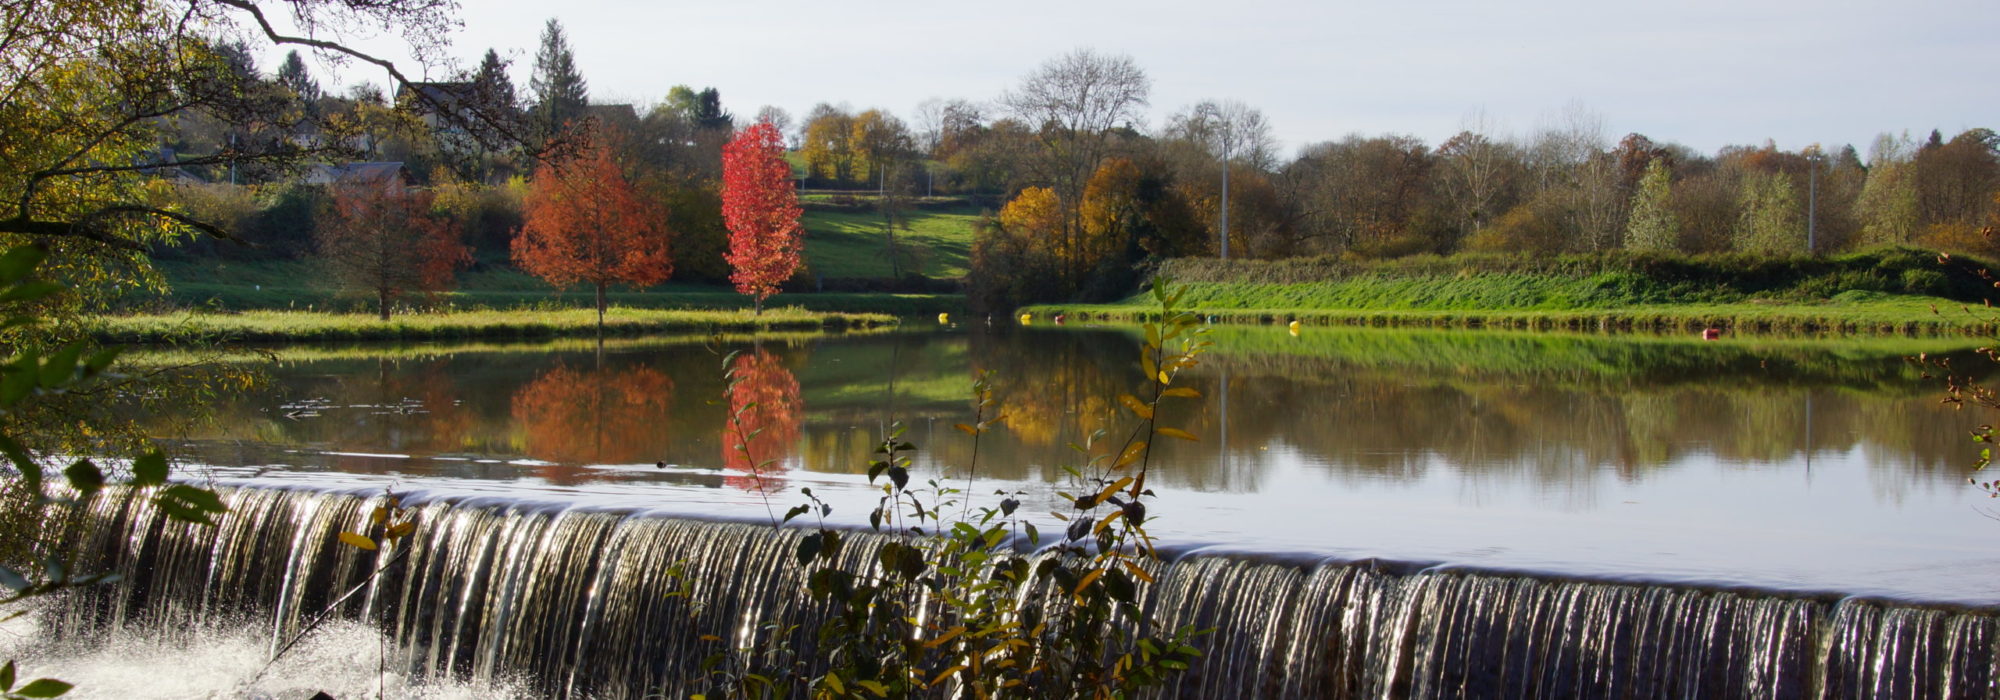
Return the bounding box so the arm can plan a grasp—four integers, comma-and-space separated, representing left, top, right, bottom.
800, 206, 980, 279
1028, 293, 1991, 336
85, 306, 896, 344
1022, 247, 1999, 336
149, 259, 962, 316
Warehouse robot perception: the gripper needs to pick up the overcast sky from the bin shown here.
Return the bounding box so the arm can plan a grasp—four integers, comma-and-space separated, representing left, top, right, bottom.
281, 0, 1999, 160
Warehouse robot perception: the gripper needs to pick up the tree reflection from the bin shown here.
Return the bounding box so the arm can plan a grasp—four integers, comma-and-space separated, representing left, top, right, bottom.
724, 349, 802, 493
511, 363, 675, 473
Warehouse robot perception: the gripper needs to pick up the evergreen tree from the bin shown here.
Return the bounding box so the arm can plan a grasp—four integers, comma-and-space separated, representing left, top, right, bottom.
473, 48, 517, 111
276, 50, 320, 102
529, 18, 588, 142
1623, 159, 1678, 252
695, 87, 732, 131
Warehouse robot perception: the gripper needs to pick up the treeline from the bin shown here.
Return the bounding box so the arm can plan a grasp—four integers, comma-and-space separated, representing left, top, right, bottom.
155, 25, 2000, 312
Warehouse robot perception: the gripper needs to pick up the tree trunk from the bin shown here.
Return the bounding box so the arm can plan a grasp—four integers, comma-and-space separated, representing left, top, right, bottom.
595, 282, 606, 334
378, 289, 390, 321
755, 296, 763, 316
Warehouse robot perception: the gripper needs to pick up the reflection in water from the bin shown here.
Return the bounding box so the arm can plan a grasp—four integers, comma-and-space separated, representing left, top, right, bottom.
723, 349, 801, 493
153, 329, 1990, 496
510, 362, 675, 479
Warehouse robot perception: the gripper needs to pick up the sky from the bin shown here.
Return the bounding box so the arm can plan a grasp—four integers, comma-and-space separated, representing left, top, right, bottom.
276, 0, 2000, 160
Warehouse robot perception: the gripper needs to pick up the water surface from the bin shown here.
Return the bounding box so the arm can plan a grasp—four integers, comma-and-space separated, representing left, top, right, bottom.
150, 326, 2000, 604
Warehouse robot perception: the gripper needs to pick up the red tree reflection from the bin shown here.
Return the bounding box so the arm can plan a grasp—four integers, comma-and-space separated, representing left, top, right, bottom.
511, 364, 674, 479
724, 350, 801, 493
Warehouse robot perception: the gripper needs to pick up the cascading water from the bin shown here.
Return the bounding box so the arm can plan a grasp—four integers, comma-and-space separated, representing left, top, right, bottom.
43, 485, 2000, 698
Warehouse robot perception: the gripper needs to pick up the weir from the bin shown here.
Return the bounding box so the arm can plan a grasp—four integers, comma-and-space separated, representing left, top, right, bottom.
48, 485, 2000, 698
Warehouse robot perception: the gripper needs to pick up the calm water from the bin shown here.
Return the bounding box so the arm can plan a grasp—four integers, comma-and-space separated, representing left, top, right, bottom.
152, 325, 2000, 604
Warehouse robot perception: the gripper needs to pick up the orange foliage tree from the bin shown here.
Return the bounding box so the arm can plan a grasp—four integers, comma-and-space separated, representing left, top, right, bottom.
511, 363, 675, 467
721, 121, 804, 313
317, 181, 470, 320
723, 349, 801, 493
514, 143, 674, 328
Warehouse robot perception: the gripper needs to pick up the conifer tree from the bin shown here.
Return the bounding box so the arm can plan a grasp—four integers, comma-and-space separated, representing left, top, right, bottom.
529, 18, 588, 142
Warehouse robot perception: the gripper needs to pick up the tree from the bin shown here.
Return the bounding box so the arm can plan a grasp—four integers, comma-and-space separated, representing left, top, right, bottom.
722, 122, 805, 313
515, 144, 673, 328
1624, 158, 1678, 252
1002, 49, 1150, 286
0, 0, 533, 307
800, 104, 857, 183
318, 178, 469, 320
473, 49, 518, 114
1857, 132, 1921, 247
275, 50, 320, 102
530, 18, 589, 144
1734, 170, 1803, 254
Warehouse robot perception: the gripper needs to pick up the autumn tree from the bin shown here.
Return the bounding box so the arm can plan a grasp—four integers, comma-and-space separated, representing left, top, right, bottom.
1735, 170, 1803, 254
721, 121, 805, 313
1002, 49, 1150, 285
801, 104, 858, 183
514, 144, 673, 329
317, 178, 470, 320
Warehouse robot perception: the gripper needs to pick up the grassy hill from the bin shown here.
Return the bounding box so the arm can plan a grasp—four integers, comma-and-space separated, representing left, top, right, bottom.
800, 206, 980, 279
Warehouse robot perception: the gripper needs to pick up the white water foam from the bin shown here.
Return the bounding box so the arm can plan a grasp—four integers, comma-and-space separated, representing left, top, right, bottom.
0, 609, 532, 700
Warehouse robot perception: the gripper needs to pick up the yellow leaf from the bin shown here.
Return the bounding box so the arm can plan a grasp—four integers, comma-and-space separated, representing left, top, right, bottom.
825, 672, 845, 695
1118, 394, 1153, 420
1141, 353, 1157, 380
700, 634, 722, 642
386, 521, 417, 539
337, 532, 377, 551
1114, 441, 1148, 469
1073, 566, 1105, 595
1096, 477, 1133, 503
1092, 510, 1125, 535
924, 625, 966, 649
1157, 427, 1199, 442
1121, 560, 1156, 583
931, 665, 968, 688
955, 423, 979, 436
1158, 370, 1171, 385
1161, 387, 1201, 398
370, 506, 389, 524
857, 680, 890, 697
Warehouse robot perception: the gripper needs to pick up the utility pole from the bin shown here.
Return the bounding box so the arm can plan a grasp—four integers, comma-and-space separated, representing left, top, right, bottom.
1220, 135, 1231, 260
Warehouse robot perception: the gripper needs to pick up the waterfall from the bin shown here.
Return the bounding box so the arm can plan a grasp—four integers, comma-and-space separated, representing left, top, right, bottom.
48, 485, 2000, 698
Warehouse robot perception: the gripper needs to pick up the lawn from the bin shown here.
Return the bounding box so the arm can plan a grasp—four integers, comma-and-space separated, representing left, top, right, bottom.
800, 206, 981, 279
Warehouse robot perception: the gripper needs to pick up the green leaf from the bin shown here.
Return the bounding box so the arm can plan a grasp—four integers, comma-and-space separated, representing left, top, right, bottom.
795, 532, 822, 565
130, 452, 168, 487
37, 344, 84, 389
0, 360, 38, 408
15, 677, 73, 697
156, 484, 225, 526
81, 347, 123, 377
1, 658, 14, 691
783, 504, 810, 524
61, 460, 103, 496
0, 435, 42, 490
0, 246, 46, 286
0, 281, 63, 304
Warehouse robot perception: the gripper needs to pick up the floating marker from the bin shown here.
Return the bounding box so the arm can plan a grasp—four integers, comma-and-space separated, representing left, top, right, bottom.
938, 312, 950, 324
1018, 313, 1032, 325
1288, 320, 1302, 336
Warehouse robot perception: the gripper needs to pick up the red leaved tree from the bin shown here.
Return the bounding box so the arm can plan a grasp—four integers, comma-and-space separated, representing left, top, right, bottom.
723, 349, 800, 493
721, 121, 805, 314
514, 143, 674, 329
318, 181, 470, 320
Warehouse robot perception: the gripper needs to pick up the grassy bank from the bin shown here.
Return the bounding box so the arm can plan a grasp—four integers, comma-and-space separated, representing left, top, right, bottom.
1027, 247, 1998, 336
1028, 294, 1990, 335
85, 307, 896, 344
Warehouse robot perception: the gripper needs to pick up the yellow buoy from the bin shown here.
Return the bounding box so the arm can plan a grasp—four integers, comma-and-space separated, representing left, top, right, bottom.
1288, 320, 1302, 336
1018, 313, 1032, 325
938, 312, 951, 324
